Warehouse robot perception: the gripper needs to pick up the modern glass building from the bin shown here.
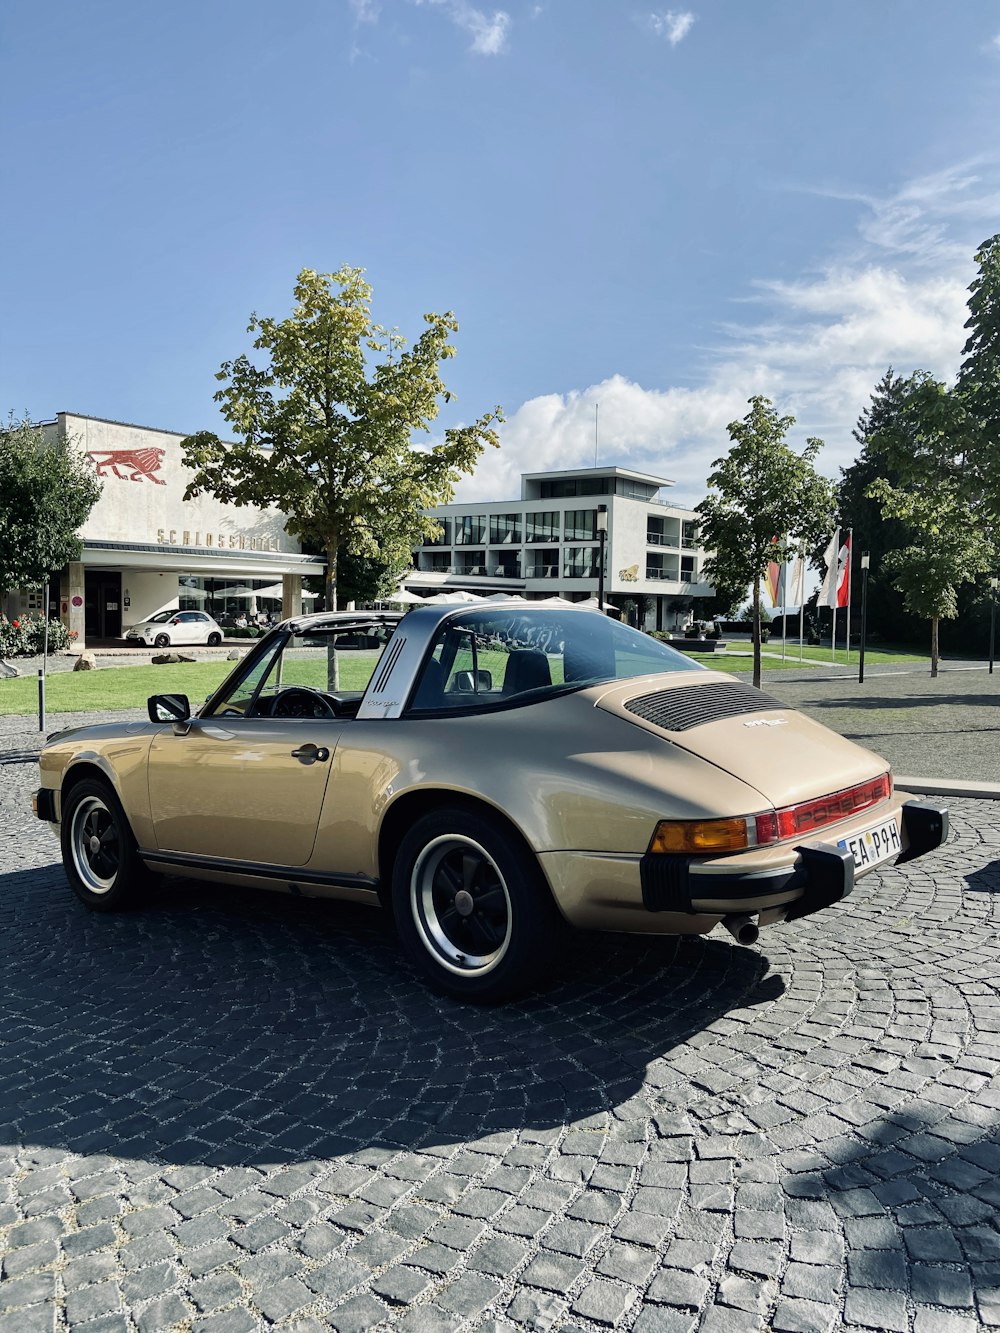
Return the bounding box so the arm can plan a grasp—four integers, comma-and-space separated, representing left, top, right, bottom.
408, 466, 713, 631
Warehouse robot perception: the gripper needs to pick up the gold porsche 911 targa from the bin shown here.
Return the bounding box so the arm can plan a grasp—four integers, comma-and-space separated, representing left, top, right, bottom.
35, 604, 948, 1002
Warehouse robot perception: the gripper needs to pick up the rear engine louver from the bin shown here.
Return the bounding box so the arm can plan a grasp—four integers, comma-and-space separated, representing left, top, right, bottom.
624, 680, 792, 732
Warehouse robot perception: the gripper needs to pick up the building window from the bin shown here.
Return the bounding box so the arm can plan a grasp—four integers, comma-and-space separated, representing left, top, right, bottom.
681, 555, 696, 581
615, 478, 657, 500
526, 511, 559, 543
564, 509, 597, 541
489, 513, 522, 544
564, 546, 600, 578
421, 552, 451, 572
682, 520, 700, 548
489, 551, 522, 578
539, 479, 578, 499
455, 550, 486, 575
423, 518, 452, 547
455, 515, 487, 545
528, 550, 560, 578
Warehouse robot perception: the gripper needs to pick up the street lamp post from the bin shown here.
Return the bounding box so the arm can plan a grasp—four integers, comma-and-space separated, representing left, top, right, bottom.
597, 504, 608, 615
858, 552, 870, 685
990, 577, 998, 675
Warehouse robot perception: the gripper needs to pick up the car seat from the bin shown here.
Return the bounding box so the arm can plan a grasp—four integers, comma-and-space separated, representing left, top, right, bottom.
501, 649, 551, 695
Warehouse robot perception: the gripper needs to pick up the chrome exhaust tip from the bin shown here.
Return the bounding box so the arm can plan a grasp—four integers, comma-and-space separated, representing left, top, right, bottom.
722, 912, 759, 946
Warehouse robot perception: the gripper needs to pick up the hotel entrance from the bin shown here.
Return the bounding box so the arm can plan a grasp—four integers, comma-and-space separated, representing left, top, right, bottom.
84, 571, 122, 640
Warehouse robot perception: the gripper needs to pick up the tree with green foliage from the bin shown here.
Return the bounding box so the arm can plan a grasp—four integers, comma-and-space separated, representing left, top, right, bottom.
865, 371, 990, 676
958, 231, 1000, 520
696, 396, 836, 687
0, 415, 102, 600
837, 370, 918, 645
334, 544, 412, 607
182, 268, 502, 611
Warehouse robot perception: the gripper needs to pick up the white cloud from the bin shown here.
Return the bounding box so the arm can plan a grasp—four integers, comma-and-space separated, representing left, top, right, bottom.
348, 0, 380, 22
452, 165, 996, 508
649, 10, 695, 46
414, 0, 511, 54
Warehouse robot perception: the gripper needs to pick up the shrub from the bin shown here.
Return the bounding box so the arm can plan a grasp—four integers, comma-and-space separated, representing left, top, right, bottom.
0, 614, 77, 657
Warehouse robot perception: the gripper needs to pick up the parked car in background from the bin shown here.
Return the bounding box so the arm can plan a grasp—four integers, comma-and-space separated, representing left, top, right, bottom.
40, 604, 947, 1002
123, 609, 225, 648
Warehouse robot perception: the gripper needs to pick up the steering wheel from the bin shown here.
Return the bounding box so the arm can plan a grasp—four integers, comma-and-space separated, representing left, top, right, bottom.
271, 687, 338, 719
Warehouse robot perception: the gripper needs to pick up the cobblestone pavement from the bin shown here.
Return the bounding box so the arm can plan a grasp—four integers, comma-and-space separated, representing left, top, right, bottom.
2, 715, 999, 1332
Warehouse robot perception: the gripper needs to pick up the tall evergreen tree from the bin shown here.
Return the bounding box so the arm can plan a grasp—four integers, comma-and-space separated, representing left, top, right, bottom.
958, 231, 1000, 522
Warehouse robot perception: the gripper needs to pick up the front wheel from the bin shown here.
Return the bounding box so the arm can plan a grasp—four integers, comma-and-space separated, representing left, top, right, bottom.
61, 778, 145, 911
391, 807, 562, 1003
153, 633, 170, 648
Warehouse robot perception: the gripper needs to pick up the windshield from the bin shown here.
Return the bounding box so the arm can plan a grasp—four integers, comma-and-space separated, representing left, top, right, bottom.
203, 622, 397, 719
145, 610, 178, 623
407, 609, 702, 713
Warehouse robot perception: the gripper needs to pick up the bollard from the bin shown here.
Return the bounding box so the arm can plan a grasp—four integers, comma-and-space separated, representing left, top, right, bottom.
38, 668, 45, 733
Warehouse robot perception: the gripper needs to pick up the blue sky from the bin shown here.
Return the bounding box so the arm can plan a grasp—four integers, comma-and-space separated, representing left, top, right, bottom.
3, 0, 1000, 507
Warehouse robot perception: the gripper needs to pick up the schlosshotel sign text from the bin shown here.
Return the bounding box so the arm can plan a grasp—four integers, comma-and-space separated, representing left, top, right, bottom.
156, 529, 281, 552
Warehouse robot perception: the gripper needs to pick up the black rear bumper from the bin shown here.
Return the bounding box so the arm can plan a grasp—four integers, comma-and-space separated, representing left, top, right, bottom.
640, 798, 949, 918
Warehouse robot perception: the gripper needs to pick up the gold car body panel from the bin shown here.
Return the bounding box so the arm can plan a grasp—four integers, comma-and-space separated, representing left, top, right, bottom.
307, 686, 776, 879
593, 671, 888, 805
146, 716, 342, 865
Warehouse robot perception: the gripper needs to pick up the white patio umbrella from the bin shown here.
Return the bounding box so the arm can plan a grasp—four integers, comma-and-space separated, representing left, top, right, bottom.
256, 582, 318, 602
386, 588, 426, 604
533, 595, 577, 608
577, 596, 616, 611
426, 590, 487, 604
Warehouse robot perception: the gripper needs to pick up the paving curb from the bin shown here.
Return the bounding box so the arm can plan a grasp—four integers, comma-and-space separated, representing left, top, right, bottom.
897, 775, 1000, 800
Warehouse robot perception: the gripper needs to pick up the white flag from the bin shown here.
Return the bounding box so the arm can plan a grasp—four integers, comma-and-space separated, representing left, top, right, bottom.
818, 530, 841, 608
784, 549, 806, 609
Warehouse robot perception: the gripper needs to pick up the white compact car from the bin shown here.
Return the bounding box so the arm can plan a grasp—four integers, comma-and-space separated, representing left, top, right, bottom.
124, 610, 225, 648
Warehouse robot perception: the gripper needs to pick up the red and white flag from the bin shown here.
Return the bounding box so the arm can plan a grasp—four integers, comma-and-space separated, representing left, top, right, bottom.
819, 530, 851, 608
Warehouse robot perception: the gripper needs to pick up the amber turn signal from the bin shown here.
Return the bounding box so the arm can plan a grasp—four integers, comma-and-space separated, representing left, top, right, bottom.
649, 817, 750, 855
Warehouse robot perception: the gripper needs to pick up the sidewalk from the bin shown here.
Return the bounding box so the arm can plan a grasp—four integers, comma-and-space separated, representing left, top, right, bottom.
757, 659, 1000, 788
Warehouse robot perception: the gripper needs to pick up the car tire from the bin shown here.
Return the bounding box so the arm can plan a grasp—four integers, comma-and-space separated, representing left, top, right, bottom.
61, 777, 146, 912
154, 633, 170, 648
207, 632, 222, 646
391, 807, 562, 1003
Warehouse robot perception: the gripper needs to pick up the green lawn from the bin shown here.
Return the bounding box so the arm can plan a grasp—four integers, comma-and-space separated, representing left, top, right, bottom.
682, 645, 935, 672
0, 655, 381, 716
0, 642, 943, 716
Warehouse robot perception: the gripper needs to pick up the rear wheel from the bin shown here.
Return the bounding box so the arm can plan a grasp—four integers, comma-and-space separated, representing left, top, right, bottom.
154, 633, 170, 648
61, 778, 145, 911
391, 807, 561, 1002
207, 632, 222, 646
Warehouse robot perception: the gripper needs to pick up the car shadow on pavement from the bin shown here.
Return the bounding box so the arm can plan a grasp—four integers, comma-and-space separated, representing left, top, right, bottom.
781, 1100, 1000, 1322
0, 865, 783, 1169
805, 692, 1000, 716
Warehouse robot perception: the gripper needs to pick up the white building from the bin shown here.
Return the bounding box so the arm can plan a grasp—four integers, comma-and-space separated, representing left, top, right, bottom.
407, 465, 713, 631
6, 413, 324, 647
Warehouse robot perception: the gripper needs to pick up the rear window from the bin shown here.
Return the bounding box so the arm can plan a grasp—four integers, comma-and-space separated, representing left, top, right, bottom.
407, 609, 701, 713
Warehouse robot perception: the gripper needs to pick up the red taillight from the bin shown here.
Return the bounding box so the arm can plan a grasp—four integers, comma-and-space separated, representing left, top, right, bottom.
754, 773, 892, 845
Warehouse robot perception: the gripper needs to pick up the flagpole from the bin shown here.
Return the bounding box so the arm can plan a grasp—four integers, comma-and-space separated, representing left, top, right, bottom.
781, 544, 787, 662
845, 528, 853, 667
831, 526, 840, 663
805, 538, 810, 663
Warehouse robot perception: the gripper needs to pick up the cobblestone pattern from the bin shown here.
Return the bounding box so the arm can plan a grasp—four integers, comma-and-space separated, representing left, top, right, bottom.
1, 713, 999, 1332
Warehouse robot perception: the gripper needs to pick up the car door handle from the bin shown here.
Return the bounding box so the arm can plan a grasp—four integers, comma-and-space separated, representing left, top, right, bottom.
291, 744, 330, 764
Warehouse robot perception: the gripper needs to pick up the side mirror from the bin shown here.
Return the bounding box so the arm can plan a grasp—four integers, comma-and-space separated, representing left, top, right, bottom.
148, 693, 191, 724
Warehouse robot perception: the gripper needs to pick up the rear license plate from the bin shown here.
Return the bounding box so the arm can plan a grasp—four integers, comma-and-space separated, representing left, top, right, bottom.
838, 816, 901, 871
